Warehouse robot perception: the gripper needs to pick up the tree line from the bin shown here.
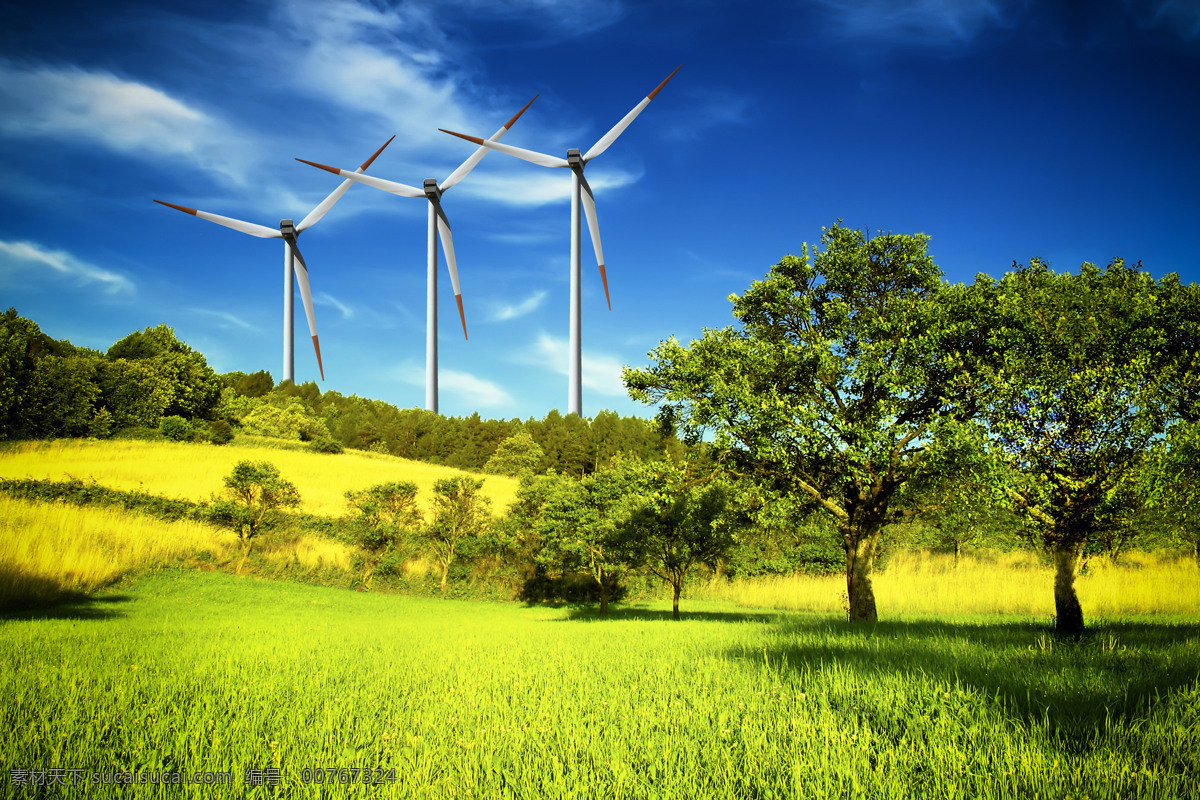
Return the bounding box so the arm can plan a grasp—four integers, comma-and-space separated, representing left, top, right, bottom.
0, 308, 682, 475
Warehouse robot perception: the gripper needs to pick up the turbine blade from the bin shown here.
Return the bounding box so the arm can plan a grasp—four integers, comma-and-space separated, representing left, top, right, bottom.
154, 200, 280, 238
582, 65, 681, 163
440, 95, 539, 191
578, 173, 610, 310
433, 201, 468, 340
296, 135, 397, 231
440, 129, 569, 168
297, 159, 426, 198
286, 236, 325, 381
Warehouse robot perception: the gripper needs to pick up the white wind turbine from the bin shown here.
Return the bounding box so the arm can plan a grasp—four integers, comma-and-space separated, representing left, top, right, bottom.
296, 98, 536, 414
155, 137, 394, 383
441, 67, 680, 416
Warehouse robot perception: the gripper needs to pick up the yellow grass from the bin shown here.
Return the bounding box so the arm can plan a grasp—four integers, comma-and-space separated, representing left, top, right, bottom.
0, 495, 236, 608
690, 551, 1200, 618
0, 438, 519, 518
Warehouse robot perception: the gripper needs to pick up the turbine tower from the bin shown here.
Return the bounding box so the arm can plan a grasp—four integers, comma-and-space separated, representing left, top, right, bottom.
442, 67, 679, 416
297, 98, 536, 413
155, 138, 393, 383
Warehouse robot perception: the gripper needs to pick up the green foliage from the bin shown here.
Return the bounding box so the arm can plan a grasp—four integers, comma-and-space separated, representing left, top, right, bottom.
207, 419, 234, 445
158, 415, 195, 442
484, 429, 545, 476
308, 436, 344, 454
423, 476, 492, 592
970, 259, 1199, 631
1144, 420, 1200, 566
623, 459, 733, 619
626, 223, 982, 622
217, 460, 301, 557
107, 323, 221, 420
240, 401, 328, 441
345, 481, 423, 555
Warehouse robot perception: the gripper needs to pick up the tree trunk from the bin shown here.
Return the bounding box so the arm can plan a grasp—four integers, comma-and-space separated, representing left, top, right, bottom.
1194, 539, 1199, 570
1053, 544, 1084, 635
598, 572, 610, 616
439, 561, 449, 593
844, 531, 878, 623
953, 541, 960, 569
672, 579, 681, 621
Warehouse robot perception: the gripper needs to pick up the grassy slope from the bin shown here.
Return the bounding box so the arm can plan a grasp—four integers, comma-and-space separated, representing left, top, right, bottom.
0, 438, 520, 518
1, 571, 1197, 799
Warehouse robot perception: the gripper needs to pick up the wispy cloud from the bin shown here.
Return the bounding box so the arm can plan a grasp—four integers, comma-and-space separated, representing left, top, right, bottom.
662, 88, 752, 142
190, 308, 259, 332
0, 239, 134, 294
0, 60, 252, 185
487, 290, 547, 322
811, 0, 1027, 47
393, 361, 513, 407
521, 332, 627, 396
1125, 0, 1200, 41
462, 166, 643, 207
314, 291, 355, 320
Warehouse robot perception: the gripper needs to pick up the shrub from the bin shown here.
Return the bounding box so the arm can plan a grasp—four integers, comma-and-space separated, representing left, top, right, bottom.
309, 436, 344, 454
159, 415, 195, 442
207, 419, 234, 445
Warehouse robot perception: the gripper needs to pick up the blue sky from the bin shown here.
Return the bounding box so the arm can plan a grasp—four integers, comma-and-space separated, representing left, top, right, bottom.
1, 0, 1197, 420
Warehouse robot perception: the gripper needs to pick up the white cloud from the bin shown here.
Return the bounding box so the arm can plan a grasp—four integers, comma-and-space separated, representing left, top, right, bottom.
812, 0, 1027, 46
314, 291, 355, 320
523, 332, 626, 396
0, 60, 253, 185
190, 308, 259, 332
0, 239, 134, 294
462, 166, 642, 207
487, 290, 547, 322
393, 361, 513, 407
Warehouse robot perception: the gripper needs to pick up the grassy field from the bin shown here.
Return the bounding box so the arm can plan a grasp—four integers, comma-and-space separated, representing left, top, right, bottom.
1, 570, 1197, 799
0, 438, 519, 518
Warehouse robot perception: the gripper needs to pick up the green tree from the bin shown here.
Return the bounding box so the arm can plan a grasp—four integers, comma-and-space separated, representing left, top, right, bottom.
484, 429, 546, 476
972, 259, 1197, 633
534, 466, 643, 614
625, 460, 732, 619
424, 477, 492, 592
214, 460, 301, 571
95, 358, 174, 430
1145, 421, 1200, 568
626, 224, 982, 622
107, 324, 221, 419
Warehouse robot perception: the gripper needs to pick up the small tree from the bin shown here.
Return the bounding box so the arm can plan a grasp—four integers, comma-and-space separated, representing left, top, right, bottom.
535, 466, 646, 614
346, 481, 424, 553
215, 460, 300, 572
484, 430, 545, 476
626, 460, 732, 620
424, 477, 491, 592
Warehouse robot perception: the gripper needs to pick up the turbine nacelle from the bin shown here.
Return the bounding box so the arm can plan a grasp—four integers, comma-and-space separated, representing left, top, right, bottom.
423, 179, 442, 201
566, 149, 585, 170
279, 219, 297, 237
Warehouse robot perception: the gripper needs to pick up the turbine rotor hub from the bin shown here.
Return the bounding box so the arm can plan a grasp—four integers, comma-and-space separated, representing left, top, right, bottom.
566, 149, 584, 170
423, 178, 442, 200
279, 219, 297, 237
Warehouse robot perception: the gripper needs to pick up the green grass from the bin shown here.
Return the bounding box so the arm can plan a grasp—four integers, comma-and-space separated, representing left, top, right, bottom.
2, 570, 1197, 799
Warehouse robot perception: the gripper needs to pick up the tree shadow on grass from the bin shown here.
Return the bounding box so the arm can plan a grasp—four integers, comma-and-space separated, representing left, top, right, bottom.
558, 605, 781, 624
735, 616, 1200, 755
0, 564, 133, 621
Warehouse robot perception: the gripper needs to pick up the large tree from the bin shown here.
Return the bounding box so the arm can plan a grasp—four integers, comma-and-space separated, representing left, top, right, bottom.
424, 476, 492, 593
625, 223, 983, 621
971, 259, 1199, 633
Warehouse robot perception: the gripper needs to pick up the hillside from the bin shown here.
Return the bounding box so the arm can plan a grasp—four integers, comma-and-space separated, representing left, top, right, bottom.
0, 437, 519, 518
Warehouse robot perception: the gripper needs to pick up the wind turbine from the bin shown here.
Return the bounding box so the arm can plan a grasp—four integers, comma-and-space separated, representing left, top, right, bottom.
296, 97, 536, 414
154, 137, 394, 383
441, 67, 680, 416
